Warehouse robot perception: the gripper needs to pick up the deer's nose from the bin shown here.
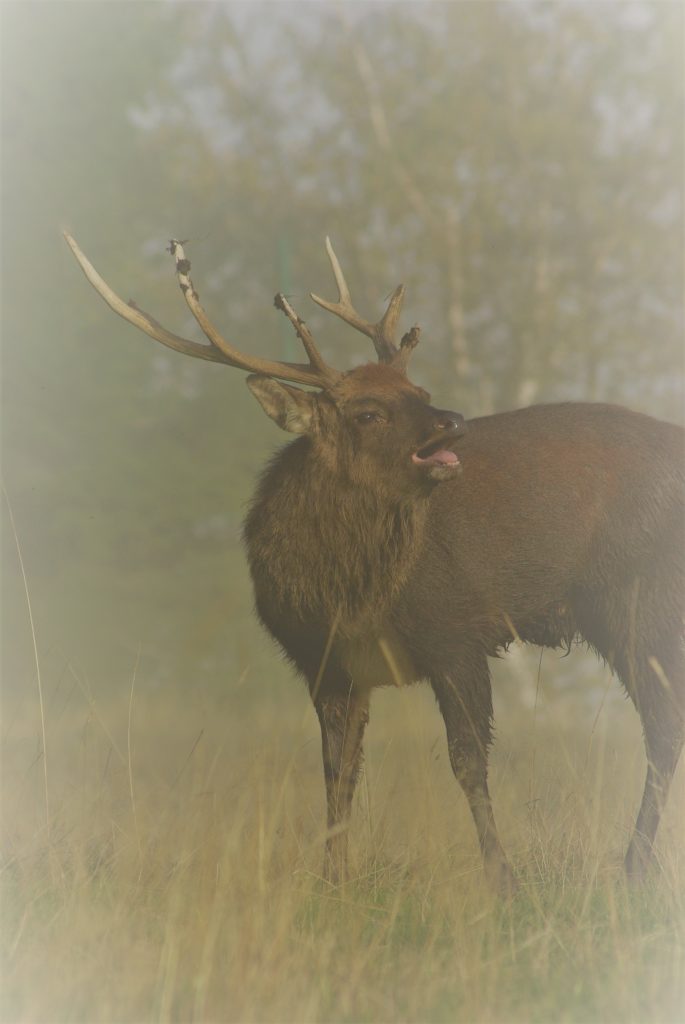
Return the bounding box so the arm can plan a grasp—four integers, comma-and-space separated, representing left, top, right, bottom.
433, 409, 465, 434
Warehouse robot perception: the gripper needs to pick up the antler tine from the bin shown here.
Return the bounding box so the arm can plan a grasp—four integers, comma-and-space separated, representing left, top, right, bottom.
64, 232, 229, 364
394, 325, 421, 372
273, 291, 331, 378
64, 233, 340, 389
310, 237, 407, 364
323, 234, 353, 307
168, 239, 340, 386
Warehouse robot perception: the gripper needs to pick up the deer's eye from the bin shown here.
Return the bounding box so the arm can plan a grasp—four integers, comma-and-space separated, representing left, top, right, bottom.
355, 411, 383, 425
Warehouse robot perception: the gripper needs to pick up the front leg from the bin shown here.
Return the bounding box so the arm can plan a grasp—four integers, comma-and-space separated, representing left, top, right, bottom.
314, 683, 370, 884
431, 658, 516, 895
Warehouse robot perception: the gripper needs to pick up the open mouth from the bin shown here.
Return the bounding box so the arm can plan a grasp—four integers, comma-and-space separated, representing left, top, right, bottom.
411, 437, 460, 469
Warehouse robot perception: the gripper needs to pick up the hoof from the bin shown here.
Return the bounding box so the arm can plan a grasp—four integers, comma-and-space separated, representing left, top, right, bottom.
624, 843, 655, 883
322, 847, 347, 886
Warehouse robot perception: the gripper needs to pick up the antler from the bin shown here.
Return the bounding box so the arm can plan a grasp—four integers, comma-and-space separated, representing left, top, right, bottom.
63, 233, 341, 389
310, 236, 420, 370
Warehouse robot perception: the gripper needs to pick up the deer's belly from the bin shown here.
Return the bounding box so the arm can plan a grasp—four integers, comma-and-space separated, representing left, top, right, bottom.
336, 628, 419, 690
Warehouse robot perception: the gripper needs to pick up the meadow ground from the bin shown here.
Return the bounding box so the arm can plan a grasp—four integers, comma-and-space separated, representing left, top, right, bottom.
2, 659, 684, 1023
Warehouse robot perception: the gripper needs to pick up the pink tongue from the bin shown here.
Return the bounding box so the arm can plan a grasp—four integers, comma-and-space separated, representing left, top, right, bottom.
418, 449, 459, 466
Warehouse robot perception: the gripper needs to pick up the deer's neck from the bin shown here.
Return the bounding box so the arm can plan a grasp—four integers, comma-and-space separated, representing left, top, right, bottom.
243, 438, 427, 634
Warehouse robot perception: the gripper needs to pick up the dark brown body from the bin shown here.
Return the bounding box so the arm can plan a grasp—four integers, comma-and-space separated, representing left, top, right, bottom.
245, 396, 684, 889
66, 232, 684, 892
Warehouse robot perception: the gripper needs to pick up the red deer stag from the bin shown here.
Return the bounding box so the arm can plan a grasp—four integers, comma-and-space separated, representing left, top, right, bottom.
65, 233, 684, 893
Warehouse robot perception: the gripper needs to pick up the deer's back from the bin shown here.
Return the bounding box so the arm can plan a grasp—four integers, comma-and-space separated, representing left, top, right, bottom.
393, 402, 684, 663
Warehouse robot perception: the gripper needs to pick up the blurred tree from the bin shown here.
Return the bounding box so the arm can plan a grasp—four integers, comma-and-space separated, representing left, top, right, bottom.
1, 3, 262, 689
2, 1, 682, 696
135, 1, 682, 416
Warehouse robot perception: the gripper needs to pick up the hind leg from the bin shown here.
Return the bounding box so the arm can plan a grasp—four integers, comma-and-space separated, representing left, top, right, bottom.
623, 649, 684, 877
576, 586, 684, 877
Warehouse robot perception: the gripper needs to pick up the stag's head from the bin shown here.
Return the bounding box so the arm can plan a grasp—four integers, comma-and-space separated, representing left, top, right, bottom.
64, 233, 465, 492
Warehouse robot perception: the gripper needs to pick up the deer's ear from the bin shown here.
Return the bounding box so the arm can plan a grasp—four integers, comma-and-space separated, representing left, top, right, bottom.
246, 375, 317, 434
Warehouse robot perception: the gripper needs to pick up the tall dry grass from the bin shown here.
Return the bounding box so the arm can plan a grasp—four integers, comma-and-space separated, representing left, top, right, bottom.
2, 668, 684, 1023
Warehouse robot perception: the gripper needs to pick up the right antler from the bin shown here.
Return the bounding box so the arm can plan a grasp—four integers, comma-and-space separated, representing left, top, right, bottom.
64, 233, 341, 389
311, 236, 421, 371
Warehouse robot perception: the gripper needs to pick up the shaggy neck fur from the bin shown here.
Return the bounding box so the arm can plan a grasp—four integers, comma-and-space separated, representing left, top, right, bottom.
243, 437, 428, 635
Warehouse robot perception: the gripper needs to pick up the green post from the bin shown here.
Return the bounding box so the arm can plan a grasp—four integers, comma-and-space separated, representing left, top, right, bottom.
277, 233, 297, 361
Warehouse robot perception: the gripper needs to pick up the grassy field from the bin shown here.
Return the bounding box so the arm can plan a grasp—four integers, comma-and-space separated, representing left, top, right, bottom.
2, 661, 684, 1023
